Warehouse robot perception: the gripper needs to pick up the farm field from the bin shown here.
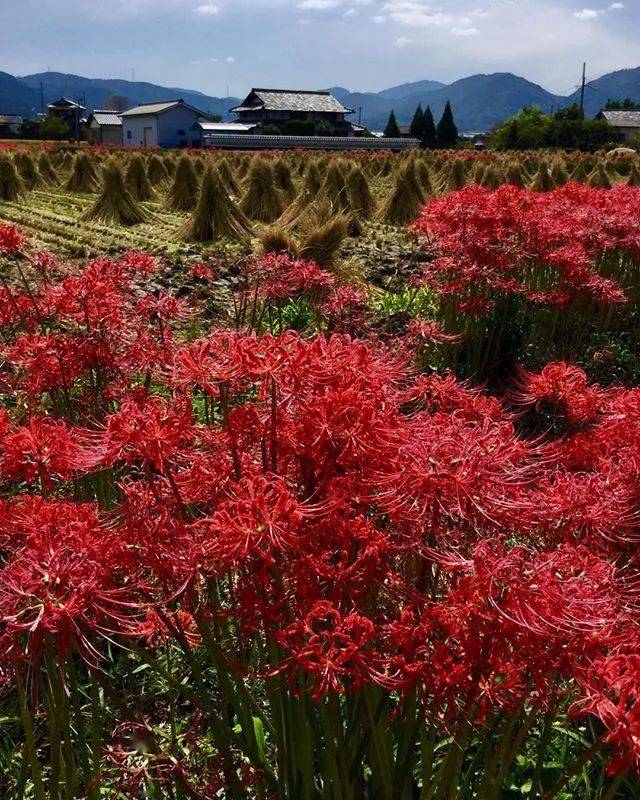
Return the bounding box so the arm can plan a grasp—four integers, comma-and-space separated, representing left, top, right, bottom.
1, 144, 640, 799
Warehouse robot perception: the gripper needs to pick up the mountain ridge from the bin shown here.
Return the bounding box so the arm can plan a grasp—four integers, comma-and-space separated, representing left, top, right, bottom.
0, 66, 638, 133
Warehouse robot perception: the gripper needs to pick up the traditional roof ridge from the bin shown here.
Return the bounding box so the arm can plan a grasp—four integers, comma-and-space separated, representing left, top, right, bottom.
251, 88, 332, 95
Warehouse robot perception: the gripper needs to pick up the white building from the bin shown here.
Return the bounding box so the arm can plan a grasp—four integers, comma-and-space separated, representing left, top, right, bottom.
120, 99, 205, 148
86, 110, 122, 146
597, 110, 640, 146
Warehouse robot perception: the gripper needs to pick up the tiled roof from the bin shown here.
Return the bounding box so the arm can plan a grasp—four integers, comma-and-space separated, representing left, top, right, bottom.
0, 114, 22, 123
600, 110, 640, 128
231, 89, 353, 115
90, 110, 122, 126
120, 99, 204, 117
47, 97, 85, 110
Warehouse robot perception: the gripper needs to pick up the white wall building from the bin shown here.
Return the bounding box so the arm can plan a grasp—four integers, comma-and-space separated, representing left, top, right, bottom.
597, 110, 640, 146
120, 99, 205, 148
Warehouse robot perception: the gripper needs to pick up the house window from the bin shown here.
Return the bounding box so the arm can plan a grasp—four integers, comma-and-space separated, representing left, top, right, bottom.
177, 129, 186, 136
127, 130, 132, 139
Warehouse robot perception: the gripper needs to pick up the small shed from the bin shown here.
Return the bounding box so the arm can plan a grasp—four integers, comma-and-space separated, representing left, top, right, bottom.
86, 110, 122, 146
120, 99, 206, 148
597, 110, 640, 145
0, 114, 23, 136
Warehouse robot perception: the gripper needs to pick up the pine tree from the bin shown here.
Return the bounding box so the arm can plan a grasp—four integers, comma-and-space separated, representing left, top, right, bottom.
410, 104, 424, 139
384, 110, 401, 138
421, 106, 437, 149
436, 100, 458, 147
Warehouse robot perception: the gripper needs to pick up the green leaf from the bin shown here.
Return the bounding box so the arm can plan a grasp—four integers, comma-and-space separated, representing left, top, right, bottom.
253, 716, 266, 764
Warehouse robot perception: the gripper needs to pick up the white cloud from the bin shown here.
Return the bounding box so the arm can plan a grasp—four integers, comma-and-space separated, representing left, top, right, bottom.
372, 13, 386, 22
225, 55, 236, 62
394, 36, 412, 46
194, 2, 219, 14
574, 3, 623, 19
343, 7, 357, 15
451, 25, 479, 34
297, 0, 341, 8
381, 2, 476, 30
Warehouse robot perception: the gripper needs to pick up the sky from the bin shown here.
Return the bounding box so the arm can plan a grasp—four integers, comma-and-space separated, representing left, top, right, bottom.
0, 0, 638, 97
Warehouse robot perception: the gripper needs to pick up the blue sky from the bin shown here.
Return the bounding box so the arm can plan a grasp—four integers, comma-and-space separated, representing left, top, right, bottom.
1, 0, 638, 96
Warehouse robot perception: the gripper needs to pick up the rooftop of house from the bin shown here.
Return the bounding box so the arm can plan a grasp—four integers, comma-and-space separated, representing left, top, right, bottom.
0, 114, 22, 123
89, 110, 122, 127
231, 88, 354, 115
47, 97, 85, 110
599, 110, 640, 128
120, 99, 204, 118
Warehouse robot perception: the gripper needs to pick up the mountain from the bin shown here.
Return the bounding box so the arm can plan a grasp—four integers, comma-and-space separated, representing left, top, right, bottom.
16, 72, 240, 118
0, 71, 41, 115
0, 66, 638, 133
565, 66, 640, 117
386, 73, 559, 133
321, 73, 560, 131
377, 79, 446, 99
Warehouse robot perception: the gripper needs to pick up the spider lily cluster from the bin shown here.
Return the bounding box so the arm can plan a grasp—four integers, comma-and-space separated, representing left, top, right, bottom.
0, 196, 640, 800
412, 184, 640, 381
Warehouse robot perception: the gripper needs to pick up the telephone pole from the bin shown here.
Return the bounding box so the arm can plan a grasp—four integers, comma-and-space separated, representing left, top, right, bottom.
40, 81, 44, 114
579, 62, 586, 115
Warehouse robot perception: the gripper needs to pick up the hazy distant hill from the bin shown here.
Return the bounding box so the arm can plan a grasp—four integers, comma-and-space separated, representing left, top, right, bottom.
381, 73, 560, 132
0, 71, 41, 116
15, 72, 240, 118
0, 66, 638, 133
565, 67, 640, 117
377, 79, 446, 99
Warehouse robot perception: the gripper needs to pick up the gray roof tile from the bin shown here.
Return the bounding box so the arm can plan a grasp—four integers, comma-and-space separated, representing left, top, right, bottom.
600, 110, 640, 128
231, 89, 353, 115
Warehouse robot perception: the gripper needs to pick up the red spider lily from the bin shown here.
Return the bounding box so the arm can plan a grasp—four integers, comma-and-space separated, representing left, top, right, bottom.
0, 499, 141, 665
0, 224, 25, 254
96, 394, 195, 472
575, 653, 640, 774
257, 253, 334, 301
195, 474, 309, 569
190, 262, 215, 280
513, 361, 606, 424
405, 319, 463, 345
276, 601, 378, 700
135, 291, 192, 325
411, 184, 640, 313
0, 417, 89, 488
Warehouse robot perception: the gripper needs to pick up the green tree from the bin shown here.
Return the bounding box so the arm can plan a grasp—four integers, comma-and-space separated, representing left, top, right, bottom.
40, 115, 70, 140
409, 104, 424, 139
505, 118, 519, 149
436, 100, 458, 147
492, 107, 553, 150
604, 98, 640, 110
492, 105, 611, 152
421, 106, 437, 148
384, 110, 401, 138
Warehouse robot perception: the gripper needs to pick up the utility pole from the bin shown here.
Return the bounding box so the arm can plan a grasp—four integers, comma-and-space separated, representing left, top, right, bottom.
358, 105, 362, 125
579, 62, 586, 115
40, 81, 44, 114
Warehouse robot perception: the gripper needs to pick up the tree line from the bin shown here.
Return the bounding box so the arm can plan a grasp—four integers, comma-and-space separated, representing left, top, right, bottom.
383, 100, 459, 147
